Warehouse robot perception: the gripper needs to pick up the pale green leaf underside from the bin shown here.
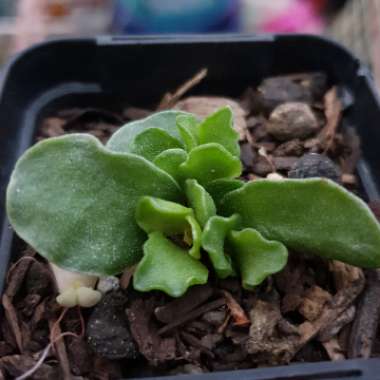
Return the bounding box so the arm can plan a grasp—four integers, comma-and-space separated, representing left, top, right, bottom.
228, 228, 288, 289
106, 110, 190, 153
198, 106, 240, 157
221, 179, 380, 268
133, 232, 208, 297
202, 214, 241, 278
179, 143, 242, 186
6, 134, 182, 276
135, 196, 201, 259
185, 179, 216, 228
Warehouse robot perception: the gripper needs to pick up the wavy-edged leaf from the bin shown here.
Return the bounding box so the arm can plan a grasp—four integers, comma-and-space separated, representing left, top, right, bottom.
205, 178, 244, 209
133, 232, 208, 297
202, 214, 241, 278
179, 143, 242, 186
136, 196, 191, 235
153, 148, 188, 184
6, 134, 182, 276
107, 110, 189, 153
228, 228, 288, 289
176, 114, 199, 151
136, 196, 202, 259
185, 179, 216, 228
198, 107, 240, 157
129, 128, 183, 161
221, 179, 380, 268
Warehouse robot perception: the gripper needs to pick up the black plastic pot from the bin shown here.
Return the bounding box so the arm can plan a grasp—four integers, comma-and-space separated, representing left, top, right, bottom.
1, 35, 380, 380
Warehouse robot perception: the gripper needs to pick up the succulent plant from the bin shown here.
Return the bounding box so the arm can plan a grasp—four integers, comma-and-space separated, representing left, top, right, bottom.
6, 107, 380, 303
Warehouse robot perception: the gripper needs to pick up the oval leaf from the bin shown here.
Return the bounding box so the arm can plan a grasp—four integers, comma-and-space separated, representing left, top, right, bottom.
176, 114, 199, 151
198, 106, 240, 157
185, 179, 216, 228
153, 148, 188, 184
107, 110, 189, 153
6, 134, 182, 276
179, 143, 242, 186
133, 232, 208, 297
129, 128, 183, 161
202, 214, 241, 278
221, 179, 380, 268
228, 228, 288, 289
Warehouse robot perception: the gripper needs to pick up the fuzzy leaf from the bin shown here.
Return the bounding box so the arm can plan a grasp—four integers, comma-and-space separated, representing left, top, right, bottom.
153, 148, 188, 183
228, 228, 288, 289
136, 196, 191, 235
205, 178, 244, 209
176, 114, 199, 151
129, 128, 183, 161
221, 179, 380, 268
179, 143, 242, 186
6, 134, 182, 275
202, 214, 241, 278
135, 196, 202, 259
107, 110, 188, 153
133, 232, 208, 297
198, 107, 240, 157
185, 179, 216, 228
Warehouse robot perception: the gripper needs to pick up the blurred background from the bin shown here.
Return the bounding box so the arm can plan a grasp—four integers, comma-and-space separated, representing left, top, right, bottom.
0, 0, 379, 83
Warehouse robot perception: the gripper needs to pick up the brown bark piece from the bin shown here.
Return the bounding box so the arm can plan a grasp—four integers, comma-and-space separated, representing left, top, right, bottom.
155, 284, 213, 324
298, 285, 332, 321
321, 86, 342, 152
348, 269, 380, 359
222, 290, 250, 327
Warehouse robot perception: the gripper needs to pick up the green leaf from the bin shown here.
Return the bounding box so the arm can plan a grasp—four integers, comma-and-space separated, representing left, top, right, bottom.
205, 178, 244, 209
6, 134, 182, 276
107, 110, 189, 153
179, 143, 242, 186
135, 196, 202, 259
198, 107, 240, 157
186, 214, 202, 259
176, 114, 199, 151
221, 179, 380, 268
129, 128, 183, 161
202, 214, 241, 278
153, 148, 188, 184
133, 232, 208, 297
227, 228, 288, 289
185, 179, 216, 228
136, 196, 192, 235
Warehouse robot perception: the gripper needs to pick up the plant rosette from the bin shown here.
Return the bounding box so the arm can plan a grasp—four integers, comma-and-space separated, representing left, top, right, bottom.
6, 107, 380, 305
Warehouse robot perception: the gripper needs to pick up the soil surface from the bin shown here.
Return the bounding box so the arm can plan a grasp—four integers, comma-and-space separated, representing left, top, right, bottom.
1, 71, 380, 379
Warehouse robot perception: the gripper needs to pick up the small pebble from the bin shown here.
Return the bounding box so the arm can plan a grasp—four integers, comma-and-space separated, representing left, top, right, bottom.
288, 153, 341, 183
97, 276, 120, 294
267, 102, 319, 141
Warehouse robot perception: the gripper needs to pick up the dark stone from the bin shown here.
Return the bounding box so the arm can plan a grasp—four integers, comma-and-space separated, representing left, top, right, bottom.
288, 153, 341, 183
86, 290, 138, 360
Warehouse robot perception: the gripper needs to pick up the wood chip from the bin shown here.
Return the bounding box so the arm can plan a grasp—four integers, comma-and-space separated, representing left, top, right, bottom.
322, 338, 345, 361
155, 285, 213, 324
158, 68, 208, 110
348, 269, 380, 358
321, 86, 342, 152
1, 295, 23, 353
222, 291, 250, 327
158, 299, 225, 336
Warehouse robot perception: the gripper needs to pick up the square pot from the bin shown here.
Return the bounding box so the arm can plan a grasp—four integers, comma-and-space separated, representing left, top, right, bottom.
1, 34, 380, 379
